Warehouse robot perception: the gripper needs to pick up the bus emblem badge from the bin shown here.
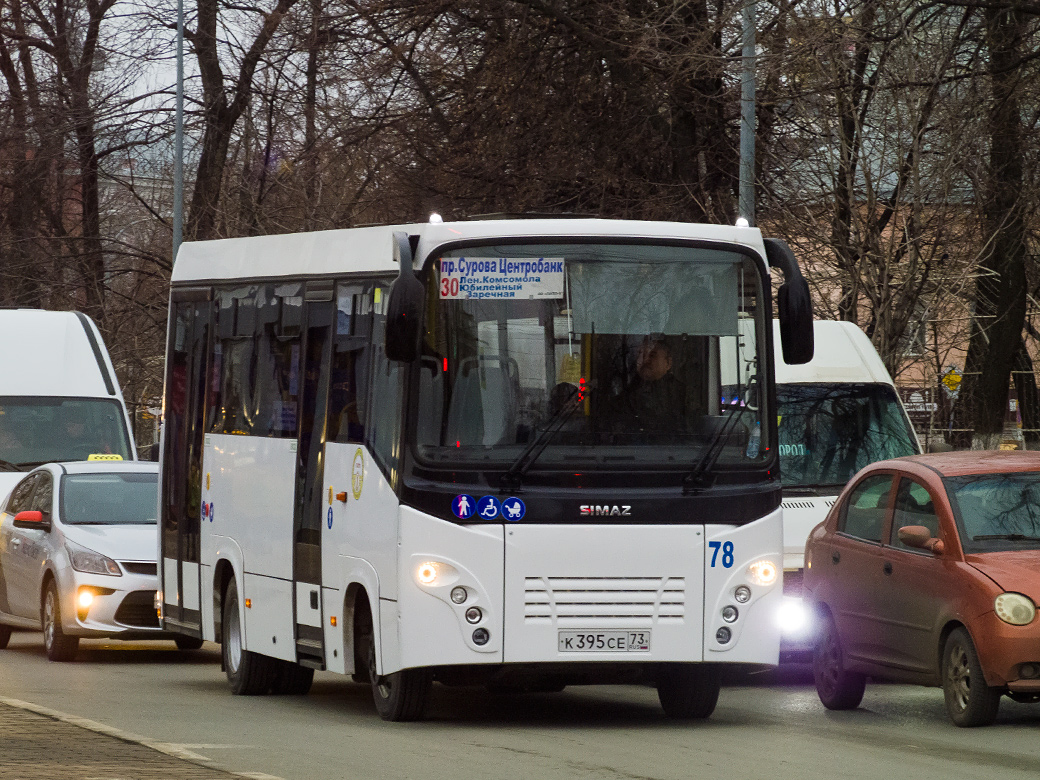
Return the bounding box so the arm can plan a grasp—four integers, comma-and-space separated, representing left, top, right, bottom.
453, 495, 476, 519
502, 497, 525, 521
352, 449, 364, 499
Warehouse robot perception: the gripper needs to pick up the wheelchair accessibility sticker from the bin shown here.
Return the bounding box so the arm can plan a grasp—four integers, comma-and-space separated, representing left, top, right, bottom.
501, 497, 525, 521
477, 495, 501, 519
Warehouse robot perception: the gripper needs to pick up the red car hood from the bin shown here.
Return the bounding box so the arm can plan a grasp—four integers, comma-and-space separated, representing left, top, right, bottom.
965, 551, 1040, 602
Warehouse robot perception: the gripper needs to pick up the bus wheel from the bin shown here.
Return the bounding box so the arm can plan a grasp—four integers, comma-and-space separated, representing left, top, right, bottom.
813, 612, 865, 710
657, 663, 721, 719
174, 635, 204, 651
0, 624, 11, 650
359, 625, 431, 721
271, 660, 315, 695
222, 577, 277, 695
42, 581, 79, 662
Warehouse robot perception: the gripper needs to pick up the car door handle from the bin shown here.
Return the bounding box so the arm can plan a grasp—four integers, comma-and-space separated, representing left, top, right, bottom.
883, 561, 893, 575
831, 550, 841, 564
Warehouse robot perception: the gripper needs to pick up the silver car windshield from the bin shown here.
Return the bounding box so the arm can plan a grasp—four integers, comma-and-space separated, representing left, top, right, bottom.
416, 242, 768, 469
61, 473, 158, 525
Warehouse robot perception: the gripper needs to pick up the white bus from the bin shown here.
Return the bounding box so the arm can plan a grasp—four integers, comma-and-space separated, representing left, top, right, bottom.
0, 309, 137, 501
159, 218, 813, 720
773, 321, 920, 656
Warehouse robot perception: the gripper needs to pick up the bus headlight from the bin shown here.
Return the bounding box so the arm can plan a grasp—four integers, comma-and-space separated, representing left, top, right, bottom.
747, 559, 778, 587
995, 593, 1036, 626
416, 562, 439, 584
414, 561, 459, 587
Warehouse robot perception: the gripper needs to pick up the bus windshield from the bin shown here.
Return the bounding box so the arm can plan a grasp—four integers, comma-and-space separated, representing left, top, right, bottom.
0, 397, 132, 468
776, 383, 918, 489
415, 242, 768, 470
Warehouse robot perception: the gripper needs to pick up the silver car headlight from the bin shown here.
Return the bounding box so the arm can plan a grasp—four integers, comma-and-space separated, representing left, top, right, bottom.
995, 592, 1035, 626
66, 540, 122, 576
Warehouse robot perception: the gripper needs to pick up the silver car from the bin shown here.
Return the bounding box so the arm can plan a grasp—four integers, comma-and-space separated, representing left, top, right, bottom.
0, 461, 202, 660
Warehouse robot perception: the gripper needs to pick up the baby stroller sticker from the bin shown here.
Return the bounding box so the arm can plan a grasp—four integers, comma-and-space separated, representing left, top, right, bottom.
502, 497, 525, 521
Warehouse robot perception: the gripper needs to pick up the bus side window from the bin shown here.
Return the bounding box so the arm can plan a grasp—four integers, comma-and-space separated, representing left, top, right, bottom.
367, 285, 402, 480
251, 285, 302, 439
329, 284, 369, 444
212, 287, 259, 436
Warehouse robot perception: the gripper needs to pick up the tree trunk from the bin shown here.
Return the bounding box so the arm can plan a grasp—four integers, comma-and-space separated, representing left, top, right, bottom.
962, 6, 1028, 449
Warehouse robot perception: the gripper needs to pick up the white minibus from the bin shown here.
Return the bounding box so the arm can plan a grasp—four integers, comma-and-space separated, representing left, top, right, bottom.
159, 218, 813, 720
773, 320, 920, 656
0, 310, 137, 500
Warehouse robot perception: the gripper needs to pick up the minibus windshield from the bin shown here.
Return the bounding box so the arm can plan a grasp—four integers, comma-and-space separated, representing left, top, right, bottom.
0, 397, 133, 467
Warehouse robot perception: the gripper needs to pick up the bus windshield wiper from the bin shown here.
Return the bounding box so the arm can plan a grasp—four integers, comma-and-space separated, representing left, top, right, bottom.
0, 459, 25, 472
500, 386, 583, 491
973, 533, 1040, 542
683, 403, 749, 495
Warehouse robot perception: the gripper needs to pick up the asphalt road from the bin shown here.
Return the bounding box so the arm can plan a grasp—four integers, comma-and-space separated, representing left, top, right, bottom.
0, 631, 1038, 780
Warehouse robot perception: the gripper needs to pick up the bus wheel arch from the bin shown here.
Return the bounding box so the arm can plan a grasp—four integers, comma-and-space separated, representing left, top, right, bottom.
349, 586, 373, 682
213, 559, 235, 645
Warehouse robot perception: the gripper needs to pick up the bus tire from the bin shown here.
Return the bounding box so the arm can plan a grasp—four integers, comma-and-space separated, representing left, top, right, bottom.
657, 663, 720, 719
813, 611, 866, 710
42, 581, 79, 662
359, 623, 431, 721
174, 635, 204, 651
271, 660, 315, 695
0, 624, 11, 650
222, 577, 277, 695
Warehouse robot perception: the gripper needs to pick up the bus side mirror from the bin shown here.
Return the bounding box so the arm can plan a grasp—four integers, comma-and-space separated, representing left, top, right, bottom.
385, 231, 424, 363
764, 238, 814, 365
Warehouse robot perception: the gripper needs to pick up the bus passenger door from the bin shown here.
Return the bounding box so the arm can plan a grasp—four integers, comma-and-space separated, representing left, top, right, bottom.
292, 287, 335, 667
160, 294, 211, 634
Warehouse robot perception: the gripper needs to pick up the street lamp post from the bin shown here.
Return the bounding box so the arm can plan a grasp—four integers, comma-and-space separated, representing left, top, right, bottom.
739, 0, 756, 226
173, 0, 184, 261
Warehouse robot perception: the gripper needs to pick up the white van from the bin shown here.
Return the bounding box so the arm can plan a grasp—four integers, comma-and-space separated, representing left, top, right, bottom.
773, 321, 920, 655
0, 310, 137, 501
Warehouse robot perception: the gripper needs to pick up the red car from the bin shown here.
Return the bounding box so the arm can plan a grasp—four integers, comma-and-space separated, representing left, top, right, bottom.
804, 451, 1040, 726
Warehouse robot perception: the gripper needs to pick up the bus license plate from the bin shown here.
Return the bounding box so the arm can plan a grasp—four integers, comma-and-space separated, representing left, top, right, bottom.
558, 631, 651, 652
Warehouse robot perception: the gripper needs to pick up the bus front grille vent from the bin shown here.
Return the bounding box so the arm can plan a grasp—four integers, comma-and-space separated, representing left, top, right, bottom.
781, 500, 816, 509
523, 577, 684, 627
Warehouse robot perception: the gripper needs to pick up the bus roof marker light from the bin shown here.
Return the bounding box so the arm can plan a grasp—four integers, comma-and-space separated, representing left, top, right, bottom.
429, 213, 443, 224
747, 559, 778, 587
735, 217, 750, 228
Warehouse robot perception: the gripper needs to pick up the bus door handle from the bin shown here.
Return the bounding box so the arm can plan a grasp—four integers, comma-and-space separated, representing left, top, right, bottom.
831, 549, 840, 564
883, 561, 893, 576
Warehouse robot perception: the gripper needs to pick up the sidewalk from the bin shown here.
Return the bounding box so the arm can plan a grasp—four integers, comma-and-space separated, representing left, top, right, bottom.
0, 700, 243, 780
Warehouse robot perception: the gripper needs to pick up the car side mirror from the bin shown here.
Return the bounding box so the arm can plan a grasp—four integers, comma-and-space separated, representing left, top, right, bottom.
898, 525, 944, 554
764, 238, 814, 365
385, 231, 424, 363
13, 510, 50, 532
